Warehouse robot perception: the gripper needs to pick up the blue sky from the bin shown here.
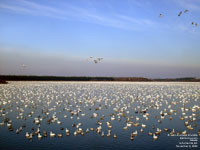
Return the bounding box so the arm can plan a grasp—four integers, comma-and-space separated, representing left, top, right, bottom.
0, 0, 200, 78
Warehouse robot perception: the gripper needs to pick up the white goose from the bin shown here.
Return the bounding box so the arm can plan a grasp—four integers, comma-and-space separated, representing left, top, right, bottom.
153, 134, 158, 140
50, 131, 56, 137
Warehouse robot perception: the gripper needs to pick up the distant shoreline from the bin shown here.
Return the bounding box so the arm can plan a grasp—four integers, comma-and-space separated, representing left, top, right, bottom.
0, 75, 200, 83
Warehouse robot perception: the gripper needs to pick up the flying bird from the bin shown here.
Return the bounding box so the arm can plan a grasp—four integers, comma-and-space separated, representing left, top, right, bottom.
86, 56, 103, 64
159, 14, 162, 18
94, 60, 98, 64
184, 9, 189, 13
191, 22, 198, 27
97, 58, 103, 62
178, 11, 182, 16
21, 64, 27, 69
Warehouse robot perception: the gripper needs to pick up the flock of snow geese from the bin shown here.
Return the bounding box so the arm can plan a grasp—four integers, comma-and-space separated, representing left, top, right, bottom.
0, 82, 199, 142
86, 56, 103, 64
159, 9, 199, 27
88, 9, 199, 64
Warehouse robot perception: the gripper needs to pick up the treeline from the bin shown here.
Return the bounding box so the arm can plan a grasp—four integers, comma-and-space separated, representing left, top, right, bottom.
114, 77, 151, 81
0, 75, 151, 82
0, 75, 199, 82
154, 77, 200, 82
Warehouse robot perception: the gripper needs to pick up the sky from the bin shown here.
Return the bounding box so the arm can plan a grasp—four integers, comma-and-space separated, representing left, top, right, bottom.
0, 0, 200, 78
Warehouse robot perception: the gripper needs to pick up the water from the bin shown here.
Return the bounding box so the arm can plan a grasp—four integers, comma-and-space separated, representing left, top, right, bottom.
0, 81, 199, 150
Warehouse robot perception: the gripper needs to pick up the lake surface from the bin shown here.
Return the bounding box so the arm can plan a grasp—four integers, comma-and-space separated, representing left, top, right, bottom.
0, 81, 199, 150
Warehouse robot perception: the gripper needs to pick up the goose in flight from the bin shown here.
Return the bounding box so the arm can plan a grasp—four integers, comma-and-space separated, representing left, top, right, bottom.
191, 22, 198, 27
21, 64, 27, 69
178, 11, 182, 16
94, 60, 98, 64
97, 58, 103, 61
86, 56, 103, 64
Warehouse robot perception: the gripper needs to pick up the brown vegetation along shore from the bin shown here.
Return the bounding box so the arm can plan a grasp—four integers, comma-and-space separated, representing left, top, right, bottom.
153, 77, 200, 82
0, 80, 8, 84
0, 75, 200, 82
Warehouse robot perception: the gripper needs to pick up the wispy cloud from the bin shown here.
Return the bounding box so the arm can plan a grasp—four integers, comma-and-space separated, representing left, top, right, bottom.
116, 14, 156, 27
0, 3, 35, 14
0, 0, 156, 31
1, 0, 198, 33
